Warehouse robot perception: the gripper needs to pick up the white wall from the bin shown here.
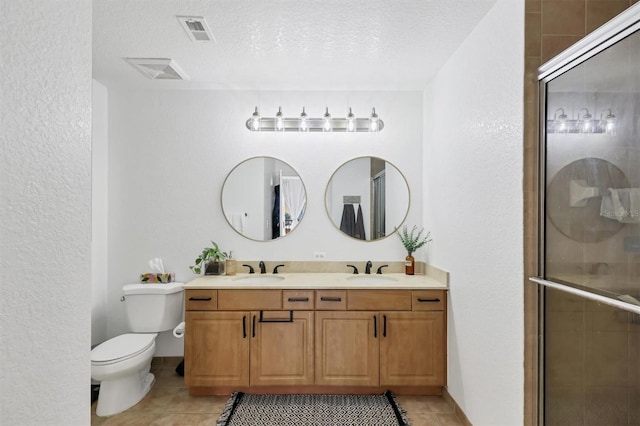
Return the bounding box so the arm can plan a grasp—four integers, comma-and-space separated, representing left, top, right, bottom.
92, 80, 109, 346
422, 0, 524, 424
0, 2, 92, 424
104, 89, 424, 354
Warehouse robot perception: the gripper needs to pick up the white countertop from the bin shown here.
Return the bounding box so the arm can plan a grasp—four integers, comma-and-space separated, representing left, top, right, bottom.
183, 272, 448, 290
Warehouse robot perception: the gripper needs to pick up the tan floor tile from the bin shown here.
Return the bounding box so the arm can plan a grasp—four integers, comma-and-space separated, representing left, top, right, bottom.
395, 395, 433, 414
424, 395, 455, 413
406, 411, 441, 426
149, 413, 219, 426
99, 412, 159, 426
436, 412, 464, 425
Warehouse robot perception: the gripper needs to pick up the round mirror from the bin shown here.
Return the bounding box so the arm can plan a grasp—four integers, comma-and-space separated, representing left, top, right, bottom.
222, 157, 307, 241
325, 157, 410, 241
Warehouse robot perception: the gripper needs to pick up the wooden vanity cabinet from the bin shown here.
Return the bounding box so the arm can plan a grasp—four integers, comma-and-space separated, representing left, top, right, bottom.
185, 310, 249, 387
185, 287, 447, 394
184, 289, 314, 389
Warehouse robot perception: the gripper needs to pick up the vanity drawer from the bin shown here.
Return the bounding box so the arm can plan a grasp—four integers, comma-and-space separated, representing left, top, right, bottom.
347, 290, 411, 311
283, 290, 315, 310
315, 290, 347, 310
185, 289, 217, 311
412, 290, 446, 311
218, 290, 282, 310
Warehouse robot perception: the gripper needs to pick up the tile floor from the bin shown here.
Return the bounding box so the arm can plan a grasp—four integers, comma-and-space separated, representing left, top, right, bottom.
91, 357, 463, 426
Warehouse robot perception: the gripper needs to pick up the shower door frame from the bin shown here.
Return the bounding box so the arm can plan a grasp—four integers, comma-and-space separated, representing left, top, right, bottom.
534, 4, 640, 424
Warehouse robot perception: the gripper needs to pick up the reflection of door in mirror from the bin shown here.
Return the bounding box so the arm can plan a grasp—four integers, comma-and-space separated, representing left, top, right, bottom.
372, 169, 386, 239
278, 172, 306, 237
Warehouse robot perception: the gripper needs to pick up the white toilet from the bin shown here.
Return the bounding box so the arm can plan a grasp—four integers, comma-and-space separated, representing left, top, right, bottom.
91, 282, 184, 417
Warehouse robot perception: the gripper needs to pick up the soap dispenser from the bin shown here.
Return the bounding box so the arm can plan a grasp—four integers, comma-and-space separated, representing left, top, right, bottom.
225, 251, 237, 276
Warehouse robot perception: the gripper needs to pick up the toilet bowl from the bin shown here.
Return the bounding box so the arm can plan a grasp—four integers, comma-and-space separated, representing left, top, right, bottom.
91, 333, 158, 417
91, 282, 184, 417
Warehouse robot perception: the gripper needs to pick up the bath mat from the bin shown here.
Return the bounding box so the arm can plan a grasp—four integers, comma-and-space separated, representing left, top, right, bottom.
216, 391, 411, 426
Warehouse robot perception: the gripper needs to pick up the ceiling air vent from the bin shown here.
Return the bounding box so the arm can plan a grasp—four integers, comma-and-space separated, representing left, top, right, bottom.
177, 16, 215, 42
125, 58, 189, 80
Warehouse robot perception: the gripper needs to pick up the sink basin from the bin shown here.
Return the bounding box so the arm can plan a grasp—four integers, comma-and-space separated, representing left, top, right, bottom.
347, 275, 398, 284
233, 275, 285, 284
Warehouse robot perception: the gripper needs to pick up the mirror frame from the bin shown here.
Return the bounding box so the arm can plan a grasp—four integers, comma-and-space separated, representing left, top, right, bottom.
324, 156, 411, 242
221, 156, 307, 242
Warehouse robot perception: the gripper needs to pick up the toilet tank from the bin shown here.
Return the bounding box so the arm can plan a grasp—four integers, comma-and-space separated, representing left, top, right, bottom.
122, 282, 184, 332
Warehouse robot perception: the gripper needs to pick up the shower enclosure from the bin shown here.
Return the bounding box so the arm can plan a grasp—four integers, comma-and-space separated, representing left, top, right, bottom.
534, 5, 640, 425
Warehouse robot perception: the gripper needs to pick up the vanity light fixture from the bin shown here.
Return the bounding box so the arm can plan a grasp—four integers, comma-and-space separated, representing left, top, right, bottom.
245, 106, 384, 132
547, 107, 615, 135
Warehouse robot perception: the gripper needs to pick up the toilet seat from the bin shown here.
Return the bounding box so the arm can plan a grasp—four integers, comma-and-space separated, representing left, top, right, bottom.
91, 333, 157, 365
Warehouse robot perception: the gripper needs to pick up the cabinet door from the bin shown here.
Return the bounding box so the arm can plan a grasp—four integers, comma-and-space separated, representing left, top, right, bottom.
184, 311, 250, 387
315, 311, 379, 386
250, 311, 314, 386
379, 311, 445, 386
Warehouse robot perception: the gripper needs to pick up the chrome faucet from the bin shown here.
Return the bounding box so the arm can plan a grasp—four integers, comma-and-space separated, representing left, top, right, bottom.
259, 261, 266, 274
365, 260, 373, 274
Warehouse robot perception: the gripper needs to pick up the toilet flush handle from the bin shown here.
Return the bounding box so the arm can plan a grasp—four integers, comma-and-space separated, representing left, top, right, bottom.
120, 296, 125, 302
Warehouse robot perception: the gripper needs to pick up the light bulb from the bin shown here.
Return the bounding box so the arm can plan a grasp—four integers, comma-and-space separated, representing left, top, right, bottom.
553, 108, 567, 134
299, 107, 308, 132
579, 108, 593, 134
602, 109, 615, 136
250, 106, 261, 131
323, 107, 332, 132
369, 107, 379, 132
275, 106, 284, 132
346, 107, 356, 132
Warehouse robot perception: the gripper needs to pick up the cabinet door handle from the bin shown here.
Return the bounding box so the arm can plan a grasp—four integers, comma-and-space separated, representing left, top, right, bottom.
320, 297, 342, 302
242, 315, 247, 338
383, 314, 387, 337
252, 315, 256, 338
188, 297, 212, 301
373, 315, 377, 338
417, 298, 440, 303
287, 297, 309, 302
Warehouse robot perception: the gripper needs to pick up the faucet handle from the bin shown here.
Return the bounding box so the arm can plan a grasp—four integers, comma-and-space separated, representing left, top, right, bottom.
242, 264, 255, 274
273, 264, 285, 274
376, 265, 389, 274
346, 264, 359, 274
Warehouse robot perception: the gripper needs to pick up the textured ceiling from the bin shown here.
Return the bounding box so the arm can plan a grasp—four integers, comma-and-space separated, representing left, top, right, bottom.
93, 0, 497, 90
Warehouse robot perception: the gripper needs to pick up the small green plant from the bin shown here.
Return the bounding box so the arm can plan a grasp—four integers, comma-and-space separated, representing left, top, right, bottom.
189, 241, 228, 274
398, 225, 432, 255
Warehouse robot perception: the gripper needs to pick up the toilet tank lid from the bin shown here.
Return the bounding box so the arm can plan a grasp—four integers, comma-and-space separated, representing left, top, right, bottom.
123, 282, 184, 295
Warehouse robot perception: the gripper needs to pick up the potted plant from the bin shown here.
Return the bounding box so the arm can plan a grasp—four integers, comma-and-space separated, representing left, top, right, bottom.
189, 241, 228, 275
398, 225, 432, 275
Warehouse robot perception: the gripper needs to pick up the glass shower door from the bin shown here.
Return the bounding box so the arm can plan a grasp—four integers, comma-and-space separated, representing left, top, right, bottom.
537, 6, 640, 425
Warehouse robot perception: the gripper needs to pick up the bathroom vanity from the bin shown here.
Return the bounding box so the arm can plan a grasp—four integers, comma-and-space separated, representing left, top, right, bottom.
182, 272, 448, 396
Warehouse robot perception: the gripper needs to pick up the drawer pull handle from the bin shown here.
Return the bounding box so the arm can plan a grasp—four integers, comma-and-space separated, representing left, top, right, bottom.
321, 297, 342, 302
259, 310, 294, 323
417, 298, 440, 302
287, 297, 309, 302
188, 297, 212, 301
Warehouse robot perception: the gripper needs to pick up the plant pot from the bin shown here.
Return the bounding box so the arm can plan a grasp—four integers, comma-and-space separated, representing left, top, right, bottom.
205, 260, 226, 275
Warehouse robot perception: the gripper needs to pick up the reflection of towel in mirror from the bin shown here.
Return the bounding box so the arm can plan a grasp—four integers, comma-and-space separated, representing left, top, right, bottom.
355, 205, 366, 240
601, 188, 640, 223
231, 214, 246, 233
340, 204, 356, 237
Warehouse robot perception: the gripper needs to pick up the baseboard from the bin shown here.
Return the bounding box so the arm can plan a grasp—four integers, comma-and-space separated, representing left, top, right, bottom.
442, 387, 473, 426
